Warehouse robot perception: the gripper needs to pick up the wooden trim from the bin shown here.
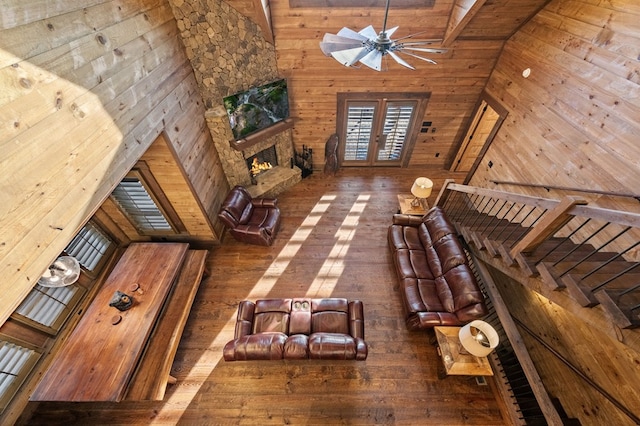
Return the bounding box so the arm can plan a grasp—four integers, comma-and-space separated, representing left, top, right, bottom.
230, 118, 294, 151
510, 196, 588, 257
442, 0, 487, 47
128, 162, 188, 235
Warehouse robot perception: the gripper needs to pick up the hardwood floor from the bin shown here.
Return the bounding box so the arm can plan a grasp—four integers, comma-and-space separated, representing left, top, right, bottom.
25, 168, 505, 425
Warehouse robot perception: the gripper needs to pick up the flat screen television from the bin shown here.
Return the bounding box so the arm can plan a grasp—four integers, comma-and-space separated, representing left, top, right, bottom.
223, 79, 290, 140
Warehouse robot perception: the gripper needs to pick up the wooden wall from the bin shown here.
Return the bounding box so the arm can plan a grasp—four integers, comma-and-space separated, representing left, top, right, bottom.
266, 0, 548, 170
0, 0, 226, 326
470, 0, 640, 214
468, 1, 640, 423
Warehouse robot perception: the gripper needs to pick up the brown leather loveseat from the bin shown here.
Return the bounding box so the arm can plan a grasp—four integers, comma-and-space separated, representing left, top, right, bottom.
388, 206, 488, 331
223, 298, 367, 361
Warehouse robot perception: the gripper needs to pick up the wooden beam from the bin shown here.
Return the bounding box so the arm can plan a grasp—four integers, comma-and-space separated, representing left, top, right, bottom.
510, 196, 587, 258
442, 0, 487, 47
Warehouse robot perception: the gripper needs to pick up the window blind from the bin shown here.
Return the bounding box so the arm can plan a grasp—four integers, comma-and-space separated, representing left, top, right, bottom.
65, 221, 112, 271
111, 179, 173, 233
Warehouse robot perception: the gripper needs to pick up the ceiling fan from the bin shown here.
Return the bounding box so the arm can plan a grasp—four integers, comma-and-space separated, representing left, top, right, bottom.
319, 0, 447, 71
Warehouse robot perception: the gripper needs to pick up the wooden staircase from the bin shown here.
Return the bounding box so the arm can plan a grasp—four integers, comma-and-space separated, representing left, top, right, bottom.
437, 181, 640, 425
438, 181, 640, 330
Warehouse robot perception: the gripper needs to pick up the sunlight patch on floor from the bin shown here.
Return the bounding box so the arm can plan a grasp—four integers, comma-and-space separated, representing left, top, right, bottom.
306, 194, 370, 297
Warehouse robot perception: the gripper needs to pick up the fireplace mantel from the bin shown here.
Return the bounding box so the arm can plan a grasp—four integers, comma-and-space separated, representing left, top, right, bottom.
230, 118, 294, 151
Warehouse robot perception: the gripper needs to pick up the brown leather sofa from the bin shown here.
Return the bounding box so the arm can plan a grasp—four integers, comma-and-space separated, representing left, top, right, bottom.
388, 206, 488, 330
218, 185, 281, 246
223, 298, 368, 361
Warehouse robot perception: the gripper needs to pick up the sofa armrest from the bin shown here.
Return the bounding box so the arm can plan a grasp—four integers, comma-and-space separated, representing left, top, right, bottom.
348, 300, 365, 340
392, 214, 423, 227
234, 300, 256, 338
251, 198, 278, 208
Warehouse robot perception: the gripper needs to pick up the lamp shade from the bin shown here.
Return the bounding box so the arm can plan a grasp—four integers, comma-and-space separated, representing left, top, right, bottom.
458, 320, 499, 357
411, 177, 433, 199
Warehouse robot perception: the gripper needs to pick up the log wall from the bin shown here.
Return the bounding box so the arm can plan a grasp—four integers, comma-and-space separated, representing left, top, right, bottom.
0, 0, 225, 327
471, 0, 640, 214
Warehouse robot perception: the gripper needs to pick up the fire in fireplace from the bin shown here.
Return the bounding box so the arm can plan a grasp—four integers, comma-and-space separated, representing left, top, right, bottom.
246, 146, 278, 178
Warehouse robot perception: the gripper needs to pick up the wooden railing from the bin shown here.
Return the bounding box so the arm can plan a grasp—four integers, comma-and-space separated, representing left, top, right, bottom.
436, 180, 640, 329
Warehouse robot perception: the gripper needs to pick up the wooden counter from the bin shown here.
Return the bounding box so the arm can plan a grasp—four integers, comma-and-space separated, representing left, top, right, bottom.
31, 243, 193, 402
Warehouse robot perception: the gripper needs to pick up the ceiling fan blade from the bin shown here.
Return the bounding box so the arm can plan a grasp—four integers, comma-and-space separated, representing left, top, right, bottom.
398, 50, 438, 65
331, 47, 371, 67
388, 51, 414, 70
322, 33, 365, 44
337, 27, 369, 41
402, 46, 448, 54
359, 49, 383, 71
358, 25, 379, 40
321, 41, 365, 56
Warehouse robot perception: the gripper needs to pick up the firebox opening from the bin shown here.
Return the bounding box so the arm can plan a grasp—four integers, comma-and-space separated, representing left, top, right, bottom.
246, 146, 278, 178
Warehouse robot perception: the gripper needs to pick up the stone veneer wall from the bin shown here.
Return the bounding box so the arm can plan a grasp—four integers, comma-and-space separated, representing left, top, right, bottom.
169, 0, 298, 193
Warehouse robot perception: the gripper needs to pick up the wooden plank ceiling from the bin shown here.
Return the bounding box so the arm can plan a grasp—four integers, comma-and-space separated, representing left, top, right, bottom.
220, 0, 549, 170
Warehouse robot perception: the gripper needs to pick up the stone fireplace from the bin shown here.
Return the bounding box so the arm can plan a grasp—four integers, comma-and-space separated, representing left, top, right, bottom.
205, 107, 301, 198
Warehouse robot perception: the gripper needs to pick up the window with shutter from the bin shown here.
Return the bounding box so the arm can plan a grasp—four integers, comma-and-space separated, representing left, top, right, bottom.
0, 337, 41, 414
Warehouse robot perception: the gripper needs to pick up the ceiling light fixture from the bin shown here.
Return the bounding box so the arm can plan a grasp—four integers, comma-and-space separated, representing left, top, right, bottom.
319, 0, 447, 71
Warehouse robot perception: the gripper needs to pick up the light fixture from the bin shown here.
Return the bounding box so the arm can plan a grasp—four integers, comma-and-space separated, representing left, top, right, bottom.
410, 177, 433, 208
38, 256, 81, 288
458, 320, 499, 358
319, 0, 447, 71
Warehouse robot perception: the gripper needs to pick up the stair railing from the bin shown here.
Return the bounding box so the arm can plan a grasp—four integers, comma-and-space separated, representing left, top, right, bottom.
435, 180, 640, 329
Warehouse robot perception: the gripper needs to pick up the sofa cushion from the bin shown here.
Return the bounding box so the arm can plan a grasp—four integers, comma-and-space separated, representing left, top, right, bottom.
224, 332, 287, 361
443, 264, 486, 318
433, 233, 467, 273
284, 334, 309, 359
400, 278, 445, 314
308, 333, 357, 360
388, 224, 425, 251
394, 248, 435, 280
423, 206, 458, 242
253, 299, 292, 334
311, 298, 350, 334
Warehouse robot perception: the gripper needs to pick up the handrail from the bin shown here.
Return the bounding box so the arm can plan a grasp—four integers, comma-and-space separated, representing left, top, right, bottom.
437, 181, 640, 328
442, 182, 640, 228
490, 180, 640, 201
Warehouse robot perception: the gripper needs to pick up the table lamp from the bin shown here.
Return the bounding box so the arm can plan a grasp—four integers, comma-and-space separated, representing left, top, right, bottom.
410, 177, 433, 208
458, 320, 499, 357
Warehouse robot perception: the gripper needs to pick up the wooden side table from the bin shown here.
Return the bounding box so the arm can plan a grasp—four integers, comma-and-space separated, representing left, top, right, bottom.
433, 326, 494, 379
397, 193, 429, 216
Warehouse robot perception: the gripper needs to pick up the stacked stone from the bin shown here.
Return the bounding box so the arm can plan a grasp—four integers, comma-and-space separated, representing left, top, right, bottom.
169, 0, 278, 108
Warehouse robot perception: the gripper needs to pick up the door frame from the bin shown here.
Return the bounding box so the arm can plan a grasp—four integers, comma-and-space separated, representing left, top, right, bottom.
449, 90, 508, 183
336, 92, 430, 167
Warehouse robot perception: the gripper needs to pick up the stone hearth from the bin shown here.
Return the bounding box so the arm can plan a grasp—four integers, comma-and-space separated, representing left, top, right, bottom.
205, 107, 301, 198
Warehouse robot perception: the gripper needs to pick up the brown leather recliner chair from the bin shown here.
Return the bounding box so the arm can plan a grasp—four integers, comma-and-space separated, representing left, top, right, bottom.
218, 185, 281, 246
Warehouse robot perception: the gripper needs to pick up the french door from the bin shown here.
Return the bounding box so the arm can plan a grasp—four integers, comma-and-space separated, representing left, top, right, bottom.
337, 93, 429, 167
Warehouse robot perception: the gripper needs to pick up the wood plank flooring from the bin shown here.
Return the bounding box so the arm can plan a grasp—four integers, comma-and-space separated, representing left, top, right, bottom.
24, 168, 505, 425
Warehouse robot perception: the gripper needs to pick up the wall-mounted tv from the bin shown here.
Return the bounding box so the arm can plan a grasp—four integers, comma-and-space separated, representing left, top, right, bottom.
223, 79, 290, 140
